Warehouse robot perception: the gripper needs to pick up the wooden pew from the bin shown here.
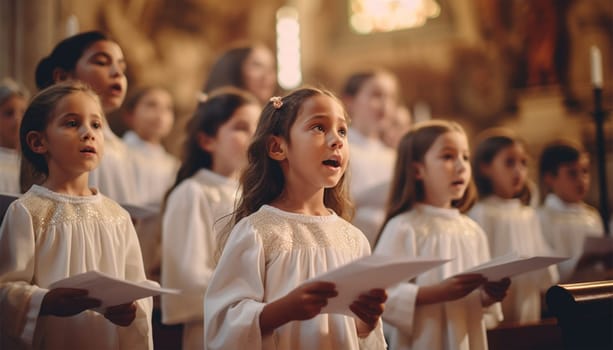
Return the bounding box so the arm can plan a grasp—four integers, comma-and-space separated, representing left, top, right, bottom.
487, 318, 563, 350
546, 280, 613, 350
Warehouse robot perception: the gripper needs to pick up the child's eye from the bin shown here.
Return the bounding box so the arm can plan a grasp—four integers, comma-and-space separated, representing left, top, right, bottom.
92, 121, 102, 129
313, 125, 325, 132
65, 120, 78, 127
338, 128, 347, 137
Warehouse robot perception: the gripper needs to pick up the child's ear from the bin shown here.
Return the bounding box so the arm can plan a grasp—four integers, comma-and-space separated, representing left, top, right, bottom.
413, 162, 424, 179
543, 173, 555, 189
267, 135, 287, 161
196, 131, 215, 153
52, 67, 71, 82
26, 131, 47, 154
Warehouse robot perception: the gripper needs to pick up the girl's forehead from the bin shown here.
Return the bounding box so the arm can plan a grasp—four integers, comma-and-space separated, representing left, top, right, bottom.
435, 130, 467, 145
54, 91, 102, 115
297, 94, 346, 118
501, 141, 525, 155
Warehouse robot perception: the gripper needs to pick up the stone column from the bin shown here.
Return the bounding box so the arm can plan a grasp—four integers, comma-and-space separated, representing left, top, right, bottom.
0, 0, 61, 92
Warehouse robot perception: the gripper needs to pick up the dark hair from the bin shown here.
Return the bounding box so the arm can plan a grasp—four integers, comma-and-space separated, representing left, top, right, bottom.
35, 31, 108, 90
204, 46, 254, 93
539, 139, 585, 178
19, 81, 102, 189
472, 128, 531, 204
216, 87, 353, 259
341, 68, 396, 97
163, 87, 258, 206
374, 120, 477, 246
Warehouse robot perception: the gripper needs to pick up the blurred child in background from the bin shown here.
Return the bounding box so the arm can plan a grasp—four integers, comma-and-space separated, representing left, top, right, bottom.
122, 86, 179, 207
470, 128, 558, 325
342, 69, 399, 246
538, 139, 605, 282
161, 88, 260, 349
0, 78, 29, 194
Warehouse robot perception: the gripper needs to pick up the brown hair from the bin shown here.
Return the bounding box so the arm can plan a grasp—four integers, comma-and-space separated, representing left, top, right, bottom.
19, 80, 102, 191
472, 127, 531, 205
216, 87, 353, 258
341, 68, 397, 97
538, 138, 587, 197
162, 87, 259, 210
375, 120, 477, 246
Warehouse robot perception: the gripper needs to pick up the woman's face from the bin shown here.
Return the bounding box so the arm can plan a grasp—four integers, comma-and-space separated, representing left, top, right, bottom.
68, 40, 127, 114
241, 46, 276, 104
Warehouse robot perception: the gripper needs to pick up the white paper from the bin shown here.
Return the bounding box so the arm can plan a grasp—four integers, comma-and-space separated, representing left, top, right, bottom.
582, 236, 613, 255
49, 270, 180, 311
307, 254, 450, 316
463, 252, 568, 280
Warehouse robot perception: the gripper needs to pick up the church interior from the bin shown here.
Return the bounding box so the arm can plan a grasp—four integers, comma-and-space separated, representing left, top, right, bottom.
1, 0, 612, 349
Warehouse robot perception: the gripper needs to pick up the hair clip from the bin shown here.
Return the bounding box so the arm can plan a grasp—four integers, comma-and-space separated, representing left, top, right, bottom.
196, 92, 208, 103
270, 96, 283, 109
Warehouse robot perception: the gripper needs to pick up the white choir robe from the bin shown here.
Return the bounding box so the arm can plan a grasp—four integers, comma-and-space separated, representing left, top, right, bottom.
374, 204, 502, 350
204, 205, 386, 350
469, 196, 559, 324
0, 146, 20, 195
348, 128, 396, 246
0, 185, 153, 349
89, 126, 140, 205
537, 194, 605, 282
123, 131, 179, 207
161, 169, 238, 350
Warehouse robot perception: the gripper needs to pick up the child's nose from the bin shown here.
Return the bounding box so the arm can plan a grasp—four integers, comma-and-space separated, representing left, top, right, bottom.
81, 126, 95, 140
328, 131, 344, 148
110, 63, 123, 77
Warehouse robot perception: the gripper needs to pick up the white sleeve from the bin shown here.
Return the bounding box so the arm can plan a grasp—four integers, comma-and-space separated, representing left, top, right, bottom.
373, 217, 419, 337
204, 218, 267, 350
117, 210, 154, 349
0, 202, 47, 346
161, 183, 216, 325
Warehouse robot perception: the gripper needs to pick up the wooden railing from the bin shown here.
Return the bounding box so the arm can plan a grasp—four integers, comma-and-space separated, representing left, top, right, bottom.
546, 280, 613, 350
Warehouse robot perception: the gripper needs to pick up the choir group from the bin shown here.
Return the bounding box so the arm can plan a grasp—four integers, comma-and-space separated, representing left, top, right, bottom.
0, 30, 608, 350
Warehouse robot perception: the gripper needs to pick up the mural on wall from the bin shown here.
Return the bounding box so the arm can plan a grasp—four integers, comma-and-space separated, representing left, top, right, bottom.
475, 0, 613, 109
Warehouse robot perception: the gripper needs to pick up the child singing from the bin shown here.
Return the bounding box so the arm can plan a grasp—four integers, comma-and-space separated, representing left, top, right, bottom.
374, 120, 510, 350
204, 88, 387, 349
469, 128, 558, 325
0, 81, 152, 349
